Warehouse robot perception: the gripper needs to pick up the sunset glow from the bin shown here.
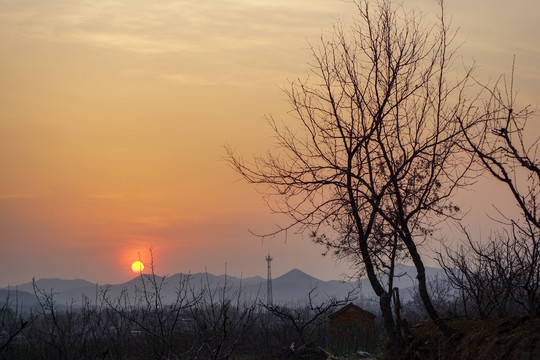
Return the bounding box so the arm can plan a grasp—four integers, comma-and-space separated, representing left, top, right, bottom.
0, 0, 538, 287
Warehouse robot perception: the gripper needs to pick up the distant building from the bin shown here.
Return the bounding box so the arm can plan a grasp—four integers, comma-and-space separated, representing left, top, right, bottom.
328, 303, 375, 351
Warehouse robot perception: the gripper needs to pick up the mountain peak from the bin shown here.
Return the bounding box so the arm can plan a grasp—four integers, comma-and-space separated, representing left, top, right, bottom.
276, 268, 319, 283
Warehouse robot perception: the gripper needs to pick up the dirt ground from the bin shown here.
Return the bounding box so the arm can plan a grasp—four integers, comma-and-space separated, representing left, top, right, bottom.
399, 317, 540, 360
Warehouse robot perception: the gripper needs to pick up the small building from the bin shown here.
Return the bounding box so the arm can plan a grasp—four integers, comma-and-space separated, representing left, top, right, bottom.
328, 303, 375, 352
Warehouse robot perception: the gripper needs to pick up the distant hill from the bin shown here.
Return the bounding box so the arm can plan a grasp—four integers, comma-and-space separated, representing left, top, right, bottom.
11, 278, 96, 294
1, 265, 447, 310
0, 289, 39, 309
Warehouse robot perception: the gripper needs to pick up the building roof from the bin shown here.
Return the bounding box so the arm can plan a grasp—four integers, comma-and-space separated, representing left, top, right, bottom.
328, 303, 376, 320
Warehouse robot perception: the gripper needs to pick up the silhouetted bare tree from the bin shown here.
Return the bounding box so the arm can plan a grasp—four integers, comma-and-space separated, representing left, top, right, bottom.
101, 251, 201, 359
460, 62, 538, 231
30, 281, 108, 360
227, 0, 483, 345
438, 242, 502, 319
454, 63, 540, 317
187, 272, 258, 360
262, 286, 356, 348
439, 227, 539, 318
0, 289, 32, 356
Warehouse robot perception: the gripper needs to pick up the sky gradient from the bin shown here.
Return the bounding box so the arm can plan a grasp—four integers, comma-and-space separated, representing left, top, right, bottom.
1, 0, 539, 287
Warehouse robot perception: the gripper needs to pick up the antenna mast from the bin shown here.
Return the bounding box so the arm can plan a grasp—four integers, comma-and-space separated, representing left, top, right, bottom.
266, 251, 273, 307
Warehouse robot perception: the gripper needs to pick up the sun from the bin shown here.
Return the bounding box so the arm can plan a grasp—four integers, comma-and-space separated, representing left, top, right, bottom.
131, 260, 144, 273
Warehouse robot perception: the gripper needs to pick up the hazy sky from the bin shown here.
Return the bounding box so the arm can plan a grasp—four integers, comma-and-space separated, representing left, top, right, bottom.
1, 0, 539, 287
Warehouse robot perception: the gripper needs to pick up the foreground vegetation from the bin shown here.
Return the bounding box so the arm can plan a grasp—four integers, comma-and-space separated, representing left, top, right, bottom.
400, 318, 540, 360
1, 265, 539, 360
0, 269, 372, 360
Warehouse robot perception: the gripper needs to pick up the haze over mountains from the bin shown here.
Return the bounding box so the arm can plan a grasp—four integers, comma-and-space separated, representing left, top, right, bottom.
1, 264, 446, 311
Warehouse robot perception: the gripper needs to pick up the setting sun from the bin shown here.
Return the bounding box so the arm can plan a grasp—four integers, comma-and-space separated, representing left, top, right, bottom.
131, 261, 144, 273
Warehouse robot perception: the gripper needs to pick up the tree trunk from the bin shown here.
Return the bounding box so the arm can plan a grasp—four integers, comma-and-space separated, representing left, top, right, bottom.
404, 233, 456, 337
355, 232, 402, 353
379, 291, 401, 357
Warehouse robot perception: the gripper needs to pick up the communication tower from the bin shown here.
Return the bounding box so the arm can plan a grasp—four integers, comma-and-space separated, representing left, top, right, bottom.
266, 251, 273, 307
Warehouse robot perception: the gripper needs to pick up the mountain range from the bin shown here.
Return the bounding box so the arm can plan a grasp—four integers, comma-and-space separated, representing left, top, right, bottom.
1, 264, 447, 311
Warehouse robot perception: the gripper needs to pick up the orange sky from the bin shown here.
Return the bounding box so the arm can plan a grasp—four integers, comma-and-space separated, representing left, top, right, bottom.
1, 0, 539, 287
